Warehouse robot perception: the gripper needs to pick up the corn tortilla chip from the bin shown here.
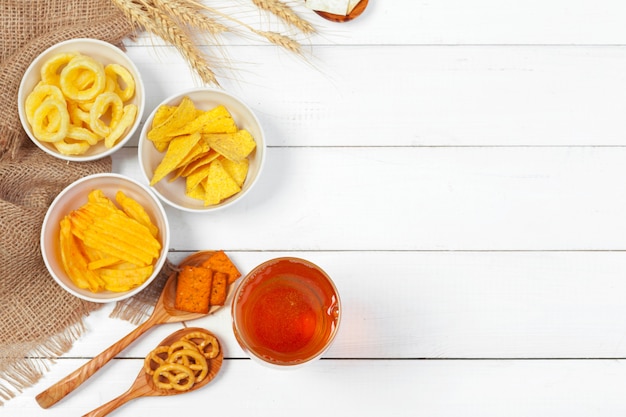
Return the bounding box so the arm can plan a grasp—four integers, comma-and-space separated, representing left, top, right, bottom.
203, 129, 256, 163
203, 159, 241, 206
219, 156, 249, 187
176, 105, 238, 136
151, 131, 201, 185
147, 96, 197, 141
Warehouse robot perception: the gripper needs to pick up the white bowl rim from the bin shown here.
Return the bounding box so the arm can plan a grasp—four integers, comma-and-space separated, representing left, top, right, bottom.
138, 87, 267, 213
18, 38, 145, 162
41, 172, 170, 303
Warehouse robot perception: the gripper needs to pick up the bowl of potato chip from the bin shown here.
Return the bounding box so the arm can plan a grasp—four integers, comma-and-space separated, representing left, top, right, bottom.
41, 173, 170, 303
18, 38, 145, 161
138, 88, 266, 212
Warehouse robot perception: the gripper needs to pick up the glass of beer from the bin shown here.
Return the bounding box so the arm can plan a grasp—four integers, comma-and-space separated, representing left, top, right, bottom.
231, 257, 341, 368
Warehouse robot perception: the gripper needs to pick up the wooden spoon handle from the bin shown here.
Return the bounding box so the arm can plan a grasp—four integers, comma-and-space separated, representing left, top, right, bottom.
35, 316, 157, 409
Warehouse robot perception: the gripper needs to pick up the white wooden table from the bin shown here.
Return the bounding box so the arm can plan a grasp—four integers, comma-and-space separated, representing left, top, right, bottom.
7, 1, 626, 415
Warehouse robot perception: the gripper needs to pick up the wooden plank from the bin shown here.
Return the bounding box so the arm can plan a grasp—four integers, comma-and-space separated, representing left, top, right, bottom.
50, 250, 626, 359
129, 1, 626, 45
126, 45, 626, 147
8, 359, 626, 416
115, 146, 626, 251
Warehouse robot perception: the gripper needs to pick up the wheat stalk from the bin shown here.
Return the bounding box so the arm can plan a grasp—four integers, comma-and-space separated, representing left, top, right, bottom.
254, 30, 301, 54
111, 0, 219, 85
251, 0, 316, 34
151, 0, 230, 35
110, 0, 315, 85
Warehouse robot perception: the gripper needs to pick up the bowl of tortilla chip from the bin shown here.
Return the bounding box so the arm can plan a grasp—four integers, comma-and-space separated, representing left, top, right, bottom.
138, 88, 266, 212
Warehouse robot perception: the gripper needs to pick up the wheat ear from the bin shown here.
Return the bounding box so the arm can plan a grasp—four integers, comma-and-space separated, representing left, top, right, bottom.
151, 0, 230, 35
111, 0, 219, 85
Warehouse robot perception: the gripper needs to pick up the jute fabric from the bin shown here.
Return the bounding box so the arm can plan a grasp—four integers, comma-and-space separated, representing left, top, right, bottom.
0, 0, 168, 404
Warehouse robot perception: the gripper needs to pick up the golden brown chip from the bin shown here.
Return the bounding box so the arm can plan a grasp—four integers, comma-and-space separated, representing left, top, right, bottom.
59, 217, 106, 292
99, 265, 154, 292
115, 190, 159, 237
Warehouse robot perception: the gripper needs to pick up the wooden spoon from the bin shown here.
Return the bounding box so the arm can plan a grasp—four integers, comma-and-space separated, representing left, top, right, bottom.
36, 251, 223, 409
82, 327, 223, 417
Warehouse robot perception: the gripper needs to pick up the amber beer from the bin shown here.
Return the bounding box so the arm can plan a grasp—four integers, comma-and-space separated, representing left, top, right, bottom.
232, 258, 341, 367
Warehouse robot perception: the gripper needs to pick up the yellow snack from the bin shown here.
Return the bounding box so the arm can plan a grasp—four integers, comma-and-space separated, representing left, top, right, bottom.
150, 132, 202, 185
89, 91, 123, 137
147, 95, 197, 141
32, 97, 70, 143
25, 84, 65, 126
219, 157, 249, 187
98, 265, 154, 292
203, 129, 256, 163
59, 55, 106, 102
202, 159, 241, 206
175, 105, 237, 136
115, 190, 159, 237
40, 52, 77, 87
52, 139, 90, 155
104, 103, 137, 148
104, 63, 135, 101
59, 217, 106, 292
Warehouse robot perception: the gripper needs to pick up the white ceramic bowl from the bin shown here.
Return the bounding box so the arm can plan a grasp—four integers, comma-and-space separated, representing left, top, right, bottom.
18, 38, 145, 161
41, 173, 170, 303
138, 88, 266, 212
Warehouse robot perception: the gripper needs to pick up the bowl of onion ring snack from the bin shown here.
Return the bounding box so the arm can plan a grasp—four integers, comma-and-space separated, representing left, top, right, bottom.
18, 38, 145, 161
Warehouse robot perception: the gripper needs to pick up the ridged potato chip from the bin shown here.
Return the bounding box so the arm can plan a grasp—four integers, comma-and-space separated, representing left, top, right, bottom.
59, 189, 161, 293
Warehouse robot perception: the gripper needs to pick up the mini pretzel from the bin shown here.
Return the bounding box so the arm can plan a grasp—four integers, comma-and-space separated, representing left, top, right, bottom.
181, 331, 220, 359
152, 363, 195, 391
167, 340, 200, 357
167, 349, 208, 383
143, 346, 169, 375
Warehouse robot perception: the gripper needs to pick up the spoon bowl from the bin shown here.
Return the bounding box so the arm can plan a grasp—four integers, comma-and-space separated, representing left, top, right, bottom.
36, 251, 230, 409
82, 327, 223, 417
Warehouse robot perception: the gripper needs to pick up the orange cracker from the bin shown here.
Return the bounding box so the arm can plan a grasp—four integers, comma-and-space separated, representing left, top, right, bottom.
174, 265, 213, 314
209, 271, 228, 306
201, 250, 241, 284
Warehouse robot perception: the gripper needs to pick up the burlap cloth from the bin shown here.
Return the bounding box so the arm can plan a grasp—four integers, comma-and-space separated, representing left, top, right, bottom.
0, 0, 171, 404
